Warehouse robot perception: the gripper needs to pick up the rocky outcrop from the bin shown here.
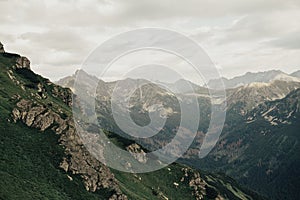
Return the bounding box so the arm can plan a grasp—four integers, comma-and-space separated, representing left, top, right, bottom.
50, 83, 73, 106
177, 167, 220, 200
12, 99, 64, 131
11, 98, 127, 199
7, 59, 71, 107
109, 194, 128, 200
126, 143, 147, 163
188, 171, 206, 200
0, 42, 5, 53
14, 56, 31, 69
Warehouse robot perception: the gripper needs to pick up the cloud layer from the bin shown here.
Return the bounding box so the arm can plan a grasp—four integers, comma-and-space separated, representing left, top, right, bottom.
0, 0, 299, 81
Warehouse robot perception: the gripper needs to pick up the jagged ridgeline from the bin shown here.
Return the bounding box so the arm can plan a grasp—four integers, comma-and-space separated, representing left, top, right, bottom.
0, 43, 266, 200
57, 57, 300, 199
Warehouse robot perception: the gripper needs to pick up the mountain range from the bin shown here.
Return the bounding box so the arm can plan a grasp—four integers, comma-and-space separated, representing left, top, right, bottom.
208, 70, 300, 89
0, 43, 270, 200
56, 65, 300, 200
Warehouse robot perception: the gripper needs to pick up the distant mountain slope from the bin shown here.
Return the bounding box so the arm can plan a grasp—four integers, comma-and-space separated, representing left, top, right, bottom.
208, 70, 300, 89
57, 66, 300, 200
186, 88, 300, 200
226, 80, 300, 114
56, 71, 214, 155
0, 44, 265, 199
56, 71, 209, 96
290, 70, 300, 78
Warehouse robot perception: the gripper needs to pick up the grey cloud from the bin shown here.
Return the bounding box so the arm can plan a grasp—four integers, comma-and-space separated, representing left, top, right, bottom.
1, 0, 300, 81
214, 10, 300, 46
1, 0, 300, 29
19, 29, 93, 53
115, 0, 300, 21
0, 33, 16, 43
189, 29, 214, 42
266, 32, 300, 49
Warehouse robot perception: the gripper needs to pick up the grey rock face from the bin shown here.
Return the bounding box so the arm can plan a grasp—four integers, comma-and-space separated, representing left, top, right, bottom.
15, 56, 31, 69
11, 98, 126, 198
188, 171, 206, 199
51, 84, 73, 106
126, 143, 148, 164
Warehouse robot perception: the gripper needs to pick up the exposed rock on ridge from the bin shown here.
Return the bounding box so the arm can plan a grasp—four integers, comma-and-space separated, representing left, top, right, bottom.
11, 98, 127, 199
126, 143, 147, 163
15, 56, 31, 69
0, 42, 30, 69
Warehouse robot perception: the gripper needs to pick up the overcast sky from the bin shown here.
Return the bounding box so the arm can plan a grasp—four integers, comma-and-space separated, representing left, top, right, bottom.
1, 0, 300, 83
